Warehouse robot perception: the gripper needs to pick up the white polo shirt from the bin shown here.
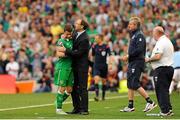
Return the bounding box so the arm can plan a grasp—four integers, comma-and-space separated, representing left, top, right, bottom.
151, 35, 174, 69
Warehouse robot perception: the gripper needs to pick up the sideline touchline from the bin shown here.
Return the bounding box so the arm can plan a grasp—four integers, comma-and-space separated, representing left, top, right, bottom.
0, 93, 155, 112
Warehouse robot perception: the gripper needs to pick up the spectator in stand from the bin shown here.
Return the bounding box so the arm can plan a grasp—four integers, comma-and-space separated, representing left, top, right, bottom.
35, 73, 52, 93
107, 55, 118, 91
0, 52, 9, 74
118, 64, 128, 81
16, 49, 30, 72
18, 67, 32, 81
0, 0, 178, 94
5, 56, 19, 79
32, 66, 43, 81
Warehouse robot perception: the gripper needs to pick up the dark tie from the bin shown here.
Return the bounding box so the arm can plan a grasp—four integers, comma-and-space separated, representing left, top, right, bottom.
73, 32, 78, 39
73, 32, 78, 43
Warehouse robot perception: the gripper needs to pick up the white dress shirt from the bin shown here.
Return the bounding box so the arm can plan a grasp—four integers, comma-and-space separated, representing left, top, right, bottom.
76, 30, 85, 39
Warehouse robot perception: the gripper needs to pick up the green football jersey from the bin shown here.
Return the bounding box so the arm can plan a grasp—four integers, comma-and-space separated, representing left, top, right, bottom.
55, 38, 73, 70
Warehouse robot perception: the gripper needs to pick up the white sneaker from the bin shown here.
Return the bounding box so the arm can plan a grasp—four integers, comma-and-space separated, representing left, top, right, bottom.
120, 107, 135, 112
143, 102, 157, 112
160, 111, 174, 116
56, 109, 67, 115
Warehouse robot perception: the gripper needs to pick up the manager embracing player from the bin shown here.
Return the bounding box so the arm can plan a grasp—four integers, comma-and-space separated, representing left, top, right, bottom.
58, 19, 90, 115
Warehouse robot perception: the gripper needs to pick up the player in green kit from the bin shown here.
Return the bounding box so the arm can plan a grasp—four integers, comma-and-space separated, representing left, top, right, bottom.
54, 24, 73, 115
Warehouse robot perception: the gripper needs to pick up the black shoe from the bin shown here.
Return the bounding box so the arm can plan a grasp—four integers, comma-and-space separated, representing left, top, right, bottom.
80, 111, 89, 115
102, 97, 105, 101
66, 109, 80, 114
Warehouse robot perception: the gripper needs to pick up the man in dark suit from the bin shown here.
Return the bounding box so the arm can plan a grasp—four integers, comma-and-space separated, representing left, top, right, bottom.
58, 19, 90, 115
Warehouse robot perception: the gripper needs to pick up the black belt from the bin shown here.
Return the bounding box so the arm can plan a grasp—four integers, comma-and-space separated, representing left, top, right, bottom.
156, 66, 173, 70
174, 67, 180, 69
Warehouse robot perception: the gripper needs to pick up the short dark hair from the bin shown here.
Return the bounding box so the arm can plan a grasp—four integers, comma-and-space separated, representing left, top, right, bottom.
81, 20, 89, 30
64, 24, 73, 32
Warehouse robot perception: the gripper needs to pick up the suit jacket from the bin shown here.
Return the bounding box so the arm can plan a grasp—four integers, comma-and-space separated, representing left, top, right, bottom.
65, 31, 90, 72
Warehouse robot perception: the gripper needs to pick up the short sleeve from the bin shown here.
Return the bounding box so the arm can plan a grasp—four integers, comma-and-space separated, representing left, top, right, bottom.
154, 42, 164, 54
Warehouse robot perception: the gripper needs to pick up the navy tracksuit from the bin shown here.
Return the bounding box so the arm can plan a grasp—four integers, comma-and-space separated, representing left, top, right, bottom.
127, 29, 146, 90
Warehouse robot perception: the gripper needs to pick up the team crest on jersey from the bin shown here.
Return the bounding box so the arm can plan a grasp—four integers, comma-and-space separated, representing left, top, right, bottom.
57, 41, 63, 46
101, 51, 106, 56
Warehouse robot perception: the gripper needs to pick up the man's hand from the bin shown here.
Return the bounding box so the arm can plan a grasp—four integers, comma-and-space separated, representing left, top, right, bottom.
56, 46, 66, 57
56, 51, 65, 57
145, 54, 162, 63
56, 46, 66, 52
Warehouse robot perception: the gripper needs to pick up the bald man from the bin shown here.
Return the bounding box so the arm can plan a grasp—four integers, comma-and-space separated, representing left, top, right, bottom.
146, 26, 174, 116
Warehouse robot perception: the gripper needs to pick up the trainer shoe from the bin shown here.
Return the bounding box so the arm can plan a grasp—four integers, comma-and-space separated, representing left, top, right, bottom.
56, 109, 67, 115
120, 107, 135, 112
143, 102, 157, 112
169, 109, 173, 113
160, 111, 174, 117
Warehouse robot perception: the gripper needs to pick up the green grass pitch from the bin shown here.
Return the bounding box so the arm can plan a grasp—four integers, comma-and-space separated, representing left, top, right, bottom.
0, 92, 179, 119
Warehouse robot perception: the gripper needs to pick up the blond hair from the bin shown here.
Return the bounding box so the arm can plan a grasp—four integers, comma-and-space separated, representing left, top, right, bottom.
129, 17, 141, 28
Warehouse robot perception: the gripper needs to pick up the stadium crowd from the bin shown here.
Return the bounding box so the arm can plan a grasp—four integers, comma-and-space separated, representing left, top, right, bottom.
0, 0, 179, 92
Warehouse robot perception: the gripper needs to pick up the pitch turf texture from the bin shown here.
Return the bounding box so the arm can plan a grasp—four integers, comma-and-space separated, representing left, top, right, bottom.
0, 92, 179, 119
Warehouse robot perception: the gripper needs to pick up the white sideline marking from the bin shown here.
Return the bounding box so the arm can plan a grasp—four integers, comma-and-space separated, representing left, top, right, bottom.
0, 93, 154, 112
104, 107, 110, 109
